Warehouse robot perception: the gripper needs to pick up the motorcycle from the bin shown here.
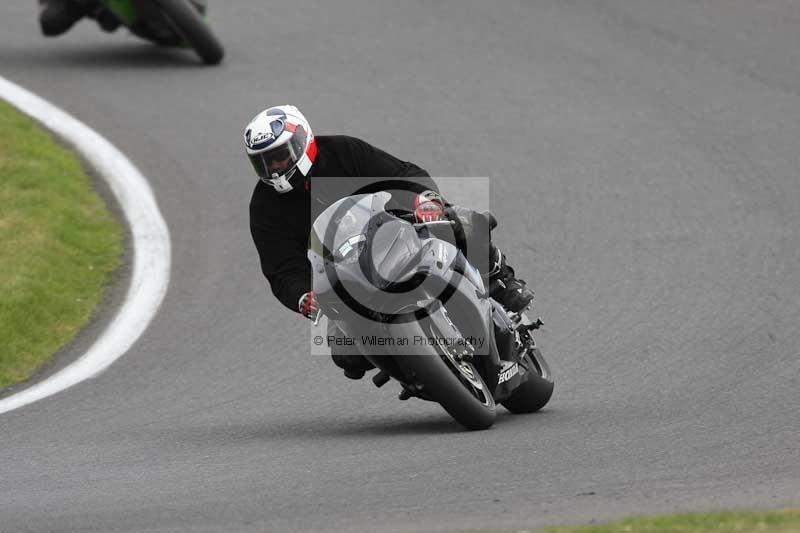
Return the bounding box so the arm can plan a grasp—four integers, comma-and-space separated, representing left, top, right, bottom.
78, 0, 224, 64
308, 192, 554, 430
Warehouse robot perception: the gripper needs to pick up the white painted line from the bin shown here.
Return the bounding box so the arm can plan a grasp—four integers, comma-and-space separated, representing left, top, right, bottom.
0, 76, 171, 415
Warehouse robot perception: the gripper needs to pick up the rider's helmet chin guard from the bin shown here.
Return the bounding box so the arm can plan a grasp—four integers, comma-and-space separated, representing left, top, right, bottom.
243, 105, 317, 193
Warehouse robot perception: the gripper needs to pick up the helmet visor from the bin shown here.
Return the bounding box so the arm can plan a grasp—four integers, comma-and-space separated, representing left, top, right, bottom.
247, 132, 307, 180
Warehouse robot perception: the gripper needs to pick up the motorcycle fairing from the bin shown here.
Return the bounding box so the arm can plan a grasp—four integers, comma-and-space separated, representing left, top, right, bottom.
308, 192, 522, 400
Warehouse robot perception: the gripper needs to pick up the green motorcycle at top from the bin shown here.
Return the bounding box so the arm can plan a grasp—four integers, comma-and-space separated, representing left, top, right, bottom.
95, 0, 224, 64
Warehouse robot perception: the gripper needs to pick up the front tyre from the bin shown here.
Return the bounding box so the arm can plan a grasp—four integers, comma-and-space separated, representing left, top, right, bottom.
398, 324, 496, 430
156, 0, 224, 64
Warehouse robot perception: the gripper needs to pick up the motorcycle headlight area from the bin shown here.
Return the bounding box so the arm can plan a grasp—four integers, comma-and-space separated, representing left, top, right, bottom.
335, 234, 367, 264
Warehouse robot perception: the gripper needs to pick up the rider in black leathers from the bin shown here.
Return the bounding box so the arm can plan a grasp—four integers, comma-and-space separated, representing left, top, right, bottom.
245, 105, 534, 379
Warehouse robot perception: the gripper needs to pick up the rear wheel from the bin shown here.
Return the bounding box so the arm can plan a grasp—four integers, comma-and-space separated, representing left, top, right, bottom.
157, 0, 224, 64
501, 339, 554, 414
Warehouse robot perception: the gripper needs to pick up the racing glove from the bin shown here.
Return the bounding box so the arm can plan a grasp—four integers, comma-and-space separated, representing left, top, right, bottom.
298, 291, 320, 321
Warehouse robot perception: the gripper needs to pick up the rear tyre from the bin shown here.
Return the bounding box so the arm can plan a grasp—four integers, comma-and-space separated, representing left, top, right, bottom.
397, 324, 496, 430
501, 345, 554, 413
157, 0, 224, 64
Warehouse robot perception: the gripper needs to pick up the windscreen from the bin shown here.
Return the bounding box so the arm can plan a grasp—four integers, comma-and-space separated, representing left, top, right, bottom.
309, 191, 422, 284
309, 193, 389, 264
367, 219, 423, 287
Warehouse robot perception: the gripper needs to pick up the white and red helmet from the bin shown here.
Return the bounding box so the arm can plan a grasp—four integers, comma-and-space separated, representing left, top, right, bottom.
244, 105, 317, 193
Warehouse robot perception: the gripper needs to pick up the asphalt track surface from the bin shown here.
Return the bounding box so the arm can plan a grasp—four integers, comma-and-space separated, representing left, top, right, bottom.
2, 1, 800, 532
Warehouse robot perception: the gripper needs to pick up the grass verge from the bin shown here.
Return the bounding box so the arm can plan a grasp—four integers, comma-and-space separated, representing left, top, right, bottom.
0, 99, 123, 390
533, 509, 800, 533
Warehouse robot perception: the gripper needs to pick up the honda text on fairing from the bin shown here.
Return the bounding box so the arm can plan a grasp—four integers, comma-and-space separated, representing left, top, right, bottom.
309, 192, 554, 430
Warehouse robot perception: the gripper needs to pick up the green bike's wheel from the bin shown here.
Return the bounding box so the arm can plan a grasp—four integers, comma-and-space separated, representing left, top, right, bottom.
157, 0, 224, 65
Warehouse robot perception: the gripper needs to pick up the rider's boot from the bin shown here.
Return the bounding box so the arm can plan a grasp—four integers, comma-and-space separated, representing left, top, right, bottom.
331, 352, 376, 380
487, 246, 534, 313
38, 0, 85, 36
328, 324, 375, 380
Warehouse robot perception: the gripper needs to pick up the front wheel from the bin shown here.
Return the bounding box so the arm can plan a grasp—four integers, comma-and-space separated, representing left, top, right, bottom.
397, 323, 496, 430
157, 0, 224, 64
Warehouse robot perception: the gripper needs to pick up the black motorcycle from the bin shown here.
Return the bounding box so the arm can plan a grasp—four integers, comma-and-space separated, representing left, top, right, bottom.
309, 192, 554, 430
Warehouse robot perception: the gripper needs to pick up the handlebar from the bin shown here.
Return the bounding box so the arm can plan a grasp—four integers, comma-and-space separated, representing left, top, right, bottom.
412, 220, 456, 228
